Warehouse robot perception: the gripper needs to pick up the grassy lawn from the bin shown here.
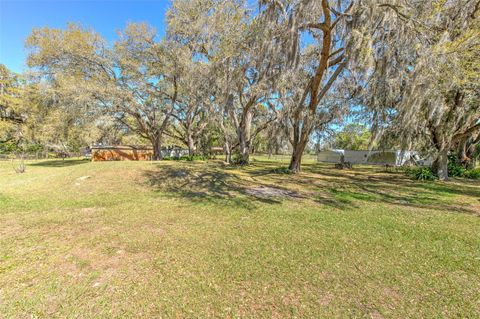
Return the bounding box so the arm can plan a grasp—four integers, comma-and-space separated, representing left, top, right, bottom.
1, 158, 479, 318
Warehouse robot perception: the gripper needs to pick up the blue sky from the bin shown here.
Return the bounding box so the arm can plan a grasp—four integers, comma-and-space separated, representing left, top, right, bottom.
0, 0, 170, 73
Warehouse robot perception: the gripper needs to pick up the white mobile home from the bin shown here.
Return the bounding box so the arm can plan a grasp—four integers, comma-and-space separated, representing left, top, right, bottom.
317, 149, 431, 166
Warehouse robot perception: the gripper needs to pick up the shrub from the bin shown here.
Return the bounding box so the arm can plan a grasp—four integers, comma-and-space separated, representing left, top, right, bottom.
405, 167, 437, 181
12, 157, 26, 174
191, 155, 209, 161
463, 168, 480, 179
0, 141, 20, 154
447, 154, 466, 177
231, 153, 248, 165
25, 143, 43, 154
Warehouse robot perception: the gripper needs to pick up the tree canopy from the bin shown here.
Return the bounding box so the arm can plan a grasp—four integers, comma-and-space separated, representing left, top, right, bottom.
2, 0, 479, 179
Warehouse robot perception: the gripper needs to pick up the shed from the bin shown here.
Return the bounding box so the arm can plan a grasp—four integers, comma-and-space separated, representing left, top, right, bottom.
91, 145, 153, 161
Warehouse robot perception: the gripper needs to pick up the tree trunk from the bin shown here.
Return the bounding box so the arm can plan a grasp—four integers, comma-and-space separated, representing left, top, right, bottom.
288, 135, 309, 173
468, 158, 477, 169
224, 140, 231, 163
288, 116, 312, 173
465, 147, 478, 169
238, 132, 250, 164
457, 136, 472, 168
151, 135, 163, 160
187, 134, 196, 157
237, 111, 253, 165
432, 148, 448, 180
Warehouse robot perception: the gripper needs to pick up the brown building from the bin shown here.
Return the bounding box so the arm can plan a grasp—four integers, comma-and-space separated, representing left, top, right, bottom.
91, 145, 153, 161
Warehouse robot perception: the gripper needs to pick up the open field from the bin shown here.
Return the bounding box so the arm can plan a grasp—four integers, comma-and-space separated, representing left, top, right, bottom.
1, 158, 479, 318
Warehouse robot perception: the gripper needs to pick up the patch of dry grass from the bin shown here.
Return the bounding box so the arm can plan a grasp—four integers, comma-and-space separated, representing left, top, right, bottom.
0, 158, 479, 318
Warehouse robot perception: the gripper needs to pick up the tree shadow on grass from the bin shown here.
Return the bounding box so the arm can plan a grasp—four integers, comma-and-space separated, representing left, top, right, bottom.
304, 164, 480, 215
29, 159, 90, 167
238, 162, 480, 214
142, 161, 480, 215
143, 163, 298, 209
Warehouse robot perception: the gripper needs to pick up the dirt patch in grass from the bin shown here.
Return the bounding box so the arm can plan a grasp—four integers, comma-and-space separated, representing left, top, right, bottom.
245, 186, 303, 199
470, 203, 480, 215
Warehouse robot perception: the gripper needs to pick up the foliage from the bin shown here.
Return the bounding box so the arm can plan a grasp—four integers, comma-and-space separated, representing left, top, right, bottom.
26, 23, 184, 160
0, 64, 24, 123
0, 140, 20, 154
405, 167, 437, 181
0, 65, 25, 149
447, 154, 466, 177
231, 153, 249, 166
464, 168, 480, 180
5, 0, 480, 176
334, 124, 372, 150
259, 0, 356, 172
355, 0, 480, 180
168, 0, 284, 164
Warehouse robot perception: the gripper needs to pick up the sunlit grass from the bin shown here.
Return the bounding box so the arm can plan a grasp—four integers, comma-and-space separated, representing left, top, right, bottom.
1, 158, 479, 318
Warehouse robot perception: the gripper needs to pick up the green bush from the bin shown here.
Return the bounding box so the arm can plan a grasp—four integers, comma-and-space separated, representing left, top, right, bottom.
447, 154, 466, 177
0, 141, 44, 155
463, 168, 480, 179
405, 167, 437, 181
0, 141, 20, 154
25, 143, 43, 153
231, 153, 248, 165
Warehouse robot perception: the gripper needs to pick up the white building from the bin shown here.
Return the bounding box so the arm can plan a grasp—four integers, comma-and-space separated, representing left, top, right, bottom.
317, 149, 432, 166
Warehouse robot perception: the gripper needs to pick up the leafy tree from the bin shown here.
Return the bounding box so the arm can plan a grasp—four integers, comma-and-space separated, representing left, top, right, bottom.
334, 124, 371, 150
259, 0, 357, 172
15, 0, 479, 175
0, 64, 24, 124
0, 65, 25, 150
26, 23, 182, 159
167, 60, 212, 156
355, 0, 480, 180
168, 0, 283, 164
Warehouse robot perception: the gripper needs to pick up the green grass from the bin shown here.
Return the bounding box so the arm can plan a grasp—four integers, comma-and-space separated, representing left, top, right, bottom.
1, 158, 479, 318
